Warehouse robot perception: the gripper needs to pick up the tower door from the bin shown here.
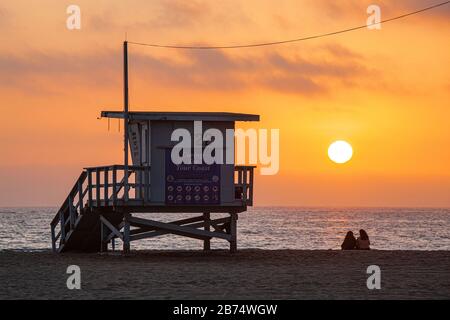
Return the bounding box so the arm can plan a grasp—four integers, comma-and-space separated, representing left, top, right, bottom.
128, 121, 151, 200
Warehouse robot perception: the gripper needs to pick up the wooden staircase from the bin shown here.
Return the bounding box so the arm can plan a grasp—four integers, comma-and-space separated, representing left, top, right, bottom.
50, 165, 141, 253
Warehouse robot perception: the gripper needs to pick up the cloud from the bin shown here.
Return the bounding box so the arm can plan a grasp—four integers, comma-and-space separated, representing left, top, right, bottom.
0, 50, 122, 94
87, 1, 209, 33
0, 5, 10, 27
0, 43, 371, 96
126, 44, 371, 95
312, 0, 450, 21
88, 0, 248, 33
389, 0, 450, 18
151, 0, 211, 28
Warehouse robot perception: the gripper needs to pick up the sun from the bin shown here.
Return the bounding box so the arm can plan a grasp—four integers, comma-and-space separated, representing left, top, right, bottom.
328, 140, 353, 164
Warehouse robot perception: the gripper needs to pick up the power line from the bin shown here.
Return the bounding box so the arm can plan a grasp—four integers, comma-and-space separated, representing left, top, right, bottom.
128, 1, 449, 49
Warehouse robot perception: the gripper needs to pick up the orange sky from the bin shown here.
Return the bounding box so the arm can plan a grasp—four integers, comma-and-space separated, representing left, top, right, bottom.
0, 0, 449, 207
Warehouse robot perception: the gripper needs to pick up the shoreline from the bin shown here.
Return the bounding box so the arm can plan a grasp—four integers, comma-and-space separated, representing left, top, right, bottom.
1, 249, 449, 299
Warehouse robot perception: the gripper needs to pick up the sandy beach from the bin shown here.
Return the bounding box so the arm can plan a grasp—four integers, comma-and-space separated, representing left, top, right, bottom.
1, 249, 449, 300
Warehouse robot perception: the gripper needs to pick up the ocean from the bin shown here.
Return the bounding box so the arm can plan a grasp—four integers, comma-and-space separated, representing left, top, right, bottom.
1, 207, 449, 251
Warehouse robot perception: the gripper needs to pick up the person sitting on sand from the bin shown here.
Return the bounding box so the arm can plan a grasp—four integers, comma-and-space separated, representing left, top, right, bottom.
356, 229, 371, 250
341, 231, 357, 250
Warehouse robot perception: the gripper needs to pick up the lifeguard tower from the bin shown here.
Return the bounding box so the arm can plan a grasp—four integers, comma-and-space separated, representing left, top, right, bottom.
49, 42, 259, 253
50, 111, 258, 253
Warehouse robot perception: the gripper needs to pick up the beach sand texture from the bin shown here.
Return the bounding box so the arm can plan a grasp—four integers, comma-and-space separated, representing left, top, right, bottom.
1, 249, 449, 300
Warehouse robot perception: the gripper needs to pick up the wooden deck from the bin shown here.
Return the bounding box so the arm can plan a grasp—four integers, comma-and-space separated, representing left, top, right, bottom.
50, 165, 254, 253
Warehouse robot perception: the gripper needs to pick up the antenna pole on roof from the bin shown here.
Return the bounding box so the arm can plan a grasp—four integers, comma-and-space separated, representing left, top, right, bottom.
123, 40, 129, 201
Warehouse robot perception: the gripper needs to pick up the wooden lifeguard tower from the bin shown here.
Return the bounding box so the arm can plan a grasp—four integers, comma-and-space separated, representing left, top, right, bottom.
50, 42, 259, 253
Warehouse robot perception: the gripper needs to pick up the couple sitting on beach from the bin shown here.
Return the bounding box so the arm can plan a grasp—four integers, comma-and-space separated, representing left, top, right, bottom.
341, 229, 370, 250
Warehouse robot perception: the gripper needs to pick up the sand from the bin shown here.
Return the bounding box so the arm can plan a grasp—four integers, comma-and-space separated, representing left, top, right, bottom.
1, 249, 449, 300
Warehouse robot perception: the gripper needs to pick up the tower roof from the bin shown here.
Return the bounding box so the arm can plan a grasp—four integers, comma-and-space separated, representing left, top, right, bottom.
101, 111, 260, 122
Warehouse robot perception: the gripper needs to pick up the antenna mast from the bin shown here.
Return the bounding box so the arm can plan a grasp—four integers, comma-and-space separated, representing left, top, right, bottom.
123, 41, 129, 200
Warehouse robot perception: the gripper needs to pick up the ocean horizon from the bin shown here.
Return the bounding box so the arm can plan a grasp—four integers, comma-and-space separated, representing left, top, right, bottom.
1, 206, 449, 251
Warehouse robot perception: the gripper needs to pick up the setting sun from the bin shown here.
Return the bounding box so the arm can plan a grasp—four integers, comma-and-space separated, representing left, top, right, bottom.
328, 141, 353, 164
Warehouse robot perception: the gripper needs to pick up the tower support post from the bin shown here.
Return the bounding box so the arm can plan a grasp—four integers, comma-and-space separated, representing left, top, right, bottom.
203, 212, 211, 251
100, 219, 109, 252
230, 213, 238, 253
123, 213, 131, 254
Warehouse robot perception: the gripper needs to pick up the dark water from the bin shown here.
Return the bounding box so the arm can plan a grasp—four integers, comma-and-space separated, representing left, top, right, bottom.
0, 207, 449, 251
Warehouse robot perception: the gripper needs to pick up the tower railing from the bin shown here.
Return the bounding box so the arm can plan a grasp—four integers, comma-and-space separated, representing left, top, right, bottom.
234, 165, 255, 206
50, 165, 255, 252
